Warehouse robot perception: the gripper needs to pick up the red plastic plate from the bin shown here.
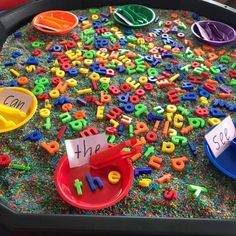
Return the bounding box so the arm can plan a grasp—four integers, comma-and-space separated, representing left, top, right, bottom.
54, 154, 134, 210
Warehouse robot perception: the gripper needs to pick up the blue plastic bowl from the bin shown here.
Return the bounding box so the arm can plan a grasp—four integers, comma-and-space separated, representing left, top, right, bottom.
204, 122, 236, 180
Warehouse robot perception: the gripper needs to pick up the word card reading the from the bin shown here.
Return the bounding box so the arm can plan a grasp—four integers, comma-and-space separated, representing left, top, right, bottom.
205, 116, 236, 158
65, 133, 108, 168
0, 88, 33, 113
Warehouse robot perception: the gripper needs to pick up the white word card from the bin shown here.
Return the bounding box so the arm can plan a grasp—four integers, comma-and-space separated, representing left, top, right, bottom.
205, 116, 236, 158
0, 88, 33, 113
65, 133, 108, 168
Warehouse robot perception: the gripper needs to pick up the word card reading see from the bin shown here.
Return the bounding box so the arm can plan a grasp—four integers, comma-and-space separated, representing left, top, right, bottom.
65, 133, 108, 168
205, 116, 236, 158
0, 89, 33, 113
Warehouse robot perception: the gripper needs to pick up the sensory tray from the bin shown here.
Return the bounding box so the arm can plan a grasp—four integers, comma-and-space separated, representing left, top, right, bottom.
0, 3, 235, 223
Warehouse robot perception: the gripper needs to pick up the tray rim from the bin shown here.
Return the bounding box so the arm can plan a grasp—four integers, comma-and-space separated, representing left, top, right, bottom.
0, 0, 235, 235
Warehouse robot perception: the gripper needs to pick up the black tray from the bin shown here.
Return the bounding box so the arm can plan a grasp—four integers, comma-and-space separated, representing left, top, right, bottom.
0, 0, 235, 235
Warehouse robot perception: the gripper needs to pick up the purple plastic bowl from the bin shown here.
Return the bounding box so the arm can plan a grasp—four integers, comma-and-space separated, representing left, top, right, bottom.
191, 20, 236, 46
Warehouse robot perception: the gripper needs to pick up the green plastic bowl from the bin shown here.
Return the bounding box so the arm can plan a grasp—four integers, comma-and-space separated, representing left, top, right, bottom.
113, 4, 156, 28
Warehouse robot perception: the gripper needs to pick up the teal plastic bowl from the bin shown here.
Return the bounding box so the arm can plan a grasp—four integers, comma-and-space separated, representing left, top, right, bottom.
113, 4, 156, 28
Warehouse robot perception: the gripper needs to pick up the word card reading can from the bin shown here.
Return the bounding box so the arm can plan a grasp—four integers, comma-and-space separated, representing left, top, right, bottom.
0, 88, 33, 113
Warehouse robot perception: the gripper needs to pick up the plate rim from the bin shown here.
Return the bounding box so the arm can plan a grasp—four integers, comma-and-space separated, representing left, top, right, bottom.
54, 153, 134, 210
